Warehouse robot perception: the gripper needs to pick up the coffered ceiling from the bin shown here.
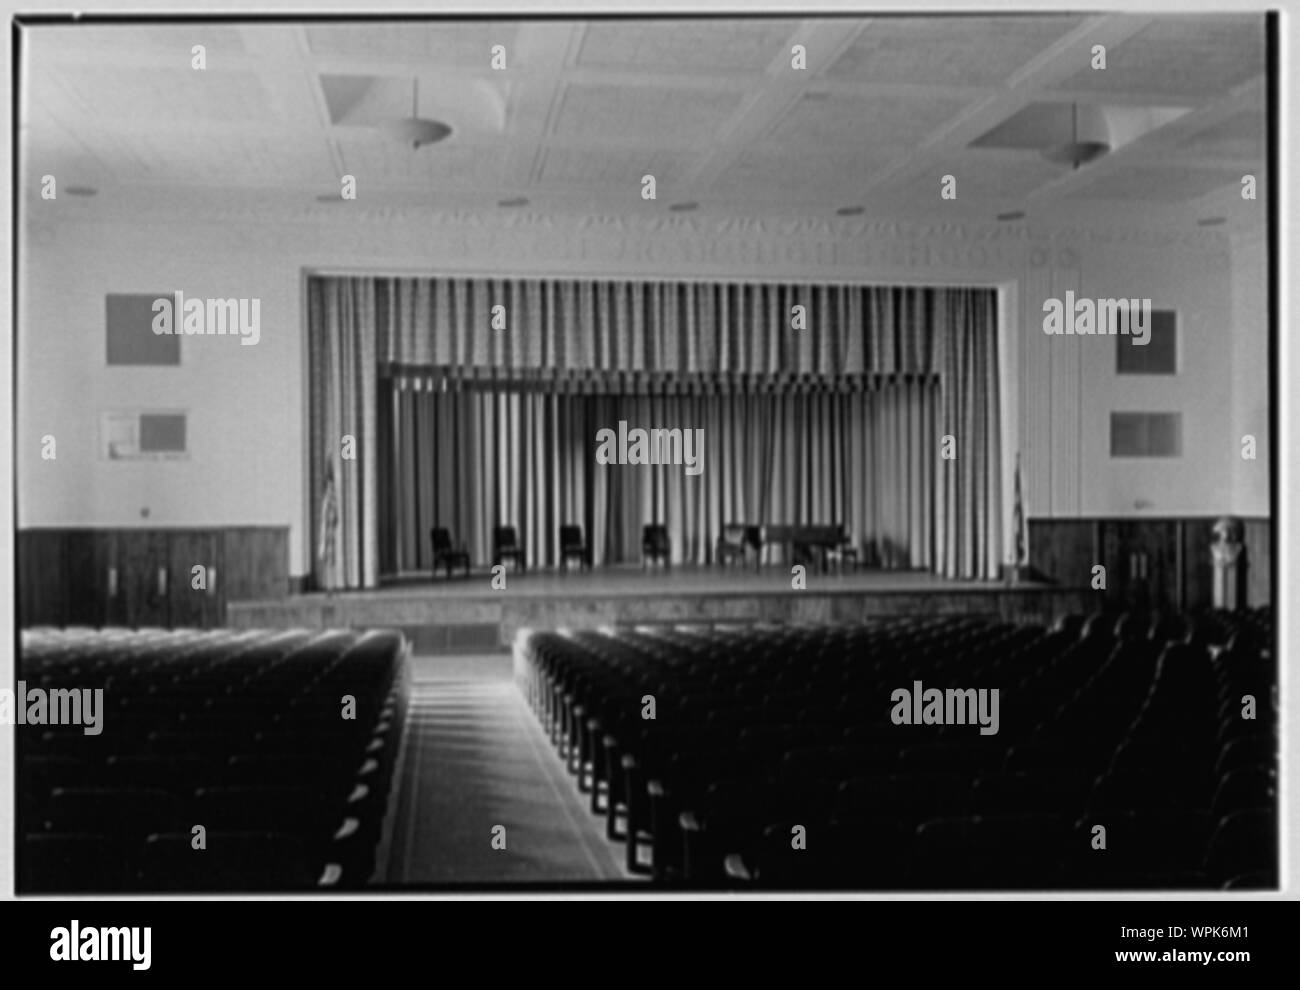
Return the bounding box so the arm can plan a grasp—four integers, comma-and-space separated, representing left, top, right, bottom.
19, 14, 1267, 232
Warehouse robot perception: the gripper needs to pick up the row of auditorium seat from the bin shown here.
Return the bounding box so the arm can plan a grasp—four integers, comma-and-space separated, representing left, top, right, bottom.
19, 626, 410, 892
516, 607, 1275, 890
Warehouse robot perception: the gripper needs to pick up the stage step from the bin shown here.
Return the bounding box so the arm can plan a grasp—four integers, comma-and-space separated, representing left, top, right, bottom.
396, 623, 503, 654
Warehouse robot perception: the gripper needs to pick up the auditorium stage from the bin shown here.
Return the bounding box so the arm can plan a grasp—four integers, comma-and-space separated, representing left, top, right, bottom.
228, 566, 1091, 651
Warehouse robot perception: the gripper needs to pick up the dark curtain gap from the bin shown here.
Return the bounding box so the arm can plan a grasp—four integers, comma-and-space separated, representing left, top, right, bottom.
376, 379, 939, 575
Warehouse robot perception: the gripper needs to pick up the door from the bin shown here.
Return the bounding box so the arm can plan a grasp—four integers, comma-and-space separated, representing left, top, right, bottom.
17, 530, 68, 627
66, 530, 105, 627
121, 530, 170, 628
168, 530, 224, 627
1104, 521, 1179, 610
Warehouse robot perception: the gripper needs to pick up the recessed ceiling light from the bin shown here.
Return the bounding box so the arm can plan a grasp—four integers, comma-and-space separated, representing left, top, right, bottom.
498, 196, 529, 208
669, 201, 698, 212
382, 117, 452, 149
997, 210, 1026, 221
1197, 216, 1227, 227
381, 78, 453, 150
65, 185, 97, 197
1041, 103, 1111, 169
836, 206, 865, 217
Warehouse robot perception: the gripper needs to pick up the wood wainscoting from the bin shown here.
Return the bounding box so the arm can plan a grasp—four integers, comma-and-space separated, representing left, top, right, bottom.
17, 526, 289, 628
1027, 516, 1271, 612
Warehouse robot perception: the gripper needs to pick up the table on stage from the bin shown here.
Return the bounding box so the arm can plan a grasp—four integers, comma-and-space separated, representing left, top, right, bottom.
760, 524, 849, 571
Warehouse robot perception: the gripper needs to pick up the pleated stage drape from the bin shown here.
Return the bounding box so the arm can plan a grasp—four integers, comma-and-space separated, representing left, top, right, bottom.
376, 382, 938, 574
308, 276, 1001, 588
307, 277, 379, 590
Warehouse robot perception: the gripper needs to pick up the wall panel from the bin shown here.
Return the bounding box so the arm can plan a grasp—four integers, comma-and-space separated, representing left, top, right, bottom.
1031, 515, 1272, 611
16, 526, 289, 628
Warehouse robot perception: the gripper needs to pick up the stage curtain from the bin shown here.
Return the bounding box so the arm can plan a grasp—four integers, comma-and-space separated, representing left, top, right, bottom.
307, 277, 380, 589
932, 288, 1002, 582
377, 381, 938, 574
311, 276, 1001, 586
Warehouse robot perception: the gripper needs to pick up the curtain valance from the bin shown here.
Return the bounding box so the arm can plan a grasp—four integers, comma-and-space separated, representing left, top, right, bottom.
371, 277, 958, 377
380, 362, 939, 396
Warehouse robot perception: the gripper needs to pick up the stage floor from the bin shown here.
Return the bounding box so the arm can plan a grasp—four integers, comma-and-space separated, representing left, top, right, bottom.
229, 565, 1089, 650
337, 565, 1048, 600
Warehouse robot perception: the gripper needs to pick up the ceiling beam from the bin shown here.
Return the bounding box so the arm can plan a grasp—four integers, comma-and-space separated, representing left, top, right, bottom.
497, 22, 578, 192
685, 19, 868, 192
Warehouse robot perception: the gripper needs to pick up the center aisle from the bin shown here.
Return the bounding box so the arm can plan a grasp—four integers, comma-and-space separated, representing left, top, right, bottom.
384, 654, 633, 885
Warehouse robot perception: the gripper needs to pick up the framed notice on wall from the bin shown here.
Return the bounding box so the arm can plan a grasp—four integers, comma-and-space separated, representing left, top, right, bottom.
100, 410, 189, 460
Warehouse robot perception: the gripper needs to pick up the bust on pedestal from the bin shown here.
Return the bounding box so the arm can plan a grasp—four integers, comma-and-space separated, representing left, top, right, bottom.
1210, 516, 1246, 610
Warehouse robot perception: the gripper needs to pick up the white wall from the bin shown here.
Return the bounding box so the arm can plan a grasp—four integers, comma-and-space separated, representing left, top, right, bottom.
1016, 234, 1239, 519
18, 220, 304, 558
18, 205, 1263, 577
1229, 231, 1271, 517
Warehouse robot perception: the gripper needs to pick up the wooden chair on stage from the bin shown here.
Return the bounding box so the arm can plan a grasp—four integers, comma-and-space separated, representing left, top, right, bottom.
559, 524, 591, 573
642, 524, 671, 570
494, 526, 526, 574
716, 524, 762, 572
430, 527, 470, 579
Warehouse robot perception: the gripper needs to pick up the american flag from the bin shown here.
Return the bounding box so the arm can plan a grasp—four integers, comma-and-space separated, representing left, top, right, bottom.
1013, 452, 1026, 567
317, 458, 340, 590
